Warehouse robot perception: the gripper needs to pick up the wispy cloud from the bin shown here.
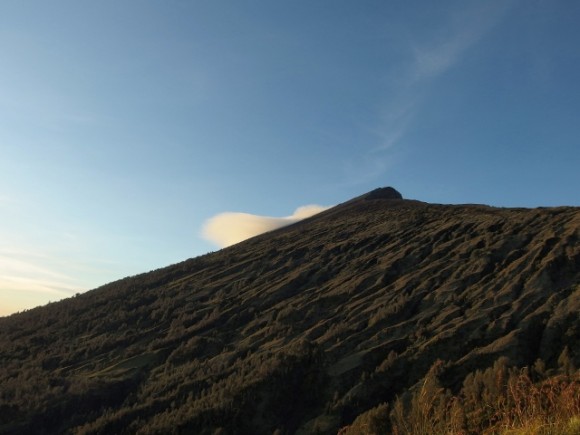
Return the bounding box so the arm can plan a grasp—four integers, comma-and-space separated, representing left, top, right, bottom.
372, 97, 419, 152
202, 204, 331, 248
0, 251, 82, 295
351, 0, 517, 183
410, 1, 515, 82
0, 275, 77, 297
0, 249, 87, 315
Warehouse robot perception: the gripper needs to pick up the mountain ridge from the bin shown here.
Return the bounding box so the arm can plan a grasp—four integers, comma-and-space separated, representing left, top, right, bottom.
1, 188, 579, 434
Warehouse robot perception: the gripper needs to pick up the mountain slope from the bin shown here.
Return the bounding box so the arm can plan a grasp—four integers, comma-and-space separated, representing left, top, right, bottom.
1, 188, 579, 434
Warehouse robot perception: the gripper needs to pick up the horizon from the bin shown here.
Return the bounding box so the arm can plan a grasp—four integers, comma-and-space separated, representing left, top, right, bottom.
2, 0, 580, 315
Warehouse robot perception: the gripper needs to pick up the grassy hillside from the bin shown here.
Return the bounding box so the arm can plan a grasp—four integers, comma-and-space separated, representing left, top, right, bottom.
1, 189, 579, 434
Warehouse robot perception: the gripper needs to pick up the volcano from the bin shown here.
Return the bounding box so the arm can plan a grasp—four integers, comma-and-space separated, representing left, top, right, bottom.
1, 188, 579, 434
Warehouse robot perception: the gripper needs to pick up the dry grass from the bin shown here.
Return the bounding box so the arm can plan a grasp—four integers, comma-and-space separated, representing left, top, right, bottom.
490, 373, 580, 435
341, 364, 580, 435
405, 370, 580, 435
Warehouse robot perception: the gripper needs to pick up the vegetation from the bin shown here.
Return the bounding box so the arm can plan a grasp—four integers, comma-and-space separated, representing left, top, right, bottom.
0, 191, 578, 433
342, 358, 580, 434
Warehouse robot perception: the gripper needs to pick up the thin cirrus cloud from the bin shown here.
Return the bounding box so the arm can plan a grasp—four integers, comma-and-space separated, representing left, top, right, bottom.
368, 0, 517, 158
410, 0, 516, 82
345, 2, 517, 187
202, 204, 331, 248
0, 250, 83, 316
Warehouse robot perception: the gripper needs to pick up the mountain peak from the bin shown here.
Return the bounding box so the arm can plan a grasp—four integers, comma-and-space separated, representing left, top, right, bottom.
364, 186, 403, 200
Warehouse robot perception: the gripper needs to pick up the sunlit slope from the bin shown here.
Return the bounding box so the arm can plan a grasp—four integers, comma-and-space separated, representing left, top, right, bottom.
1, 190, 579, 434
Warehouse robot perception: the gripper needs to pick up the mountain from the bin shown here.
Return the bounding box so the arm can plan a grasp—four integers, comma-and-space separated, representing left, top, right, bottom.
1, 188, 579, 434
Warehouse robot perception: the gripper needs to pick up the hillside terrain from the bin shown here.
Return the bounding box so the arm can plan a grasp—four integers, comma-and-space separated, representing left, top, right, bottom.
1, 188, 579, 434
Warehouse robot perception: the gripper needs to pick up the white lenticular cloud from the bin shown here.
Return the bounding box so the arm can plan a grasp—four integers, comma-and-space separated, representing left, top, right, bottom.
202, 204, 331, 248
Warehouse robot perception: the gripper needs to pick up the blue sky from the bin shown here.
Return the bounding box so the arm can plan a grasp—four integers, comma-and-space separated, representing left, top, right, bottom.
1, 0, 579, 315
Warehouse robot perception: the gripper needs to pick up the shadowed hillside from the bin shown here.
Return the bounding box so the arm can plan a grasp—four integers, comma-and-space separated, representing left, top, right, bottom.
1, 188, 579, 434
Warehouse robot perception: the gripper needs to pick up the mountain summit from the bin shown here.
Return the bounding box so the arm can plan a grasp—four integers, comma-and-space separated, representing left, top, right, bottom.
1, 189, 579, 434
363, 186, 403, 200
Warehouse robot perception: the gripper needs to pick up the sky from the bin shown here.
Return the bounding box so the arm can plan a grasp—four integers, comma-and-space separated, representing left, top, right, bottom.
1, 0, 579, 316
